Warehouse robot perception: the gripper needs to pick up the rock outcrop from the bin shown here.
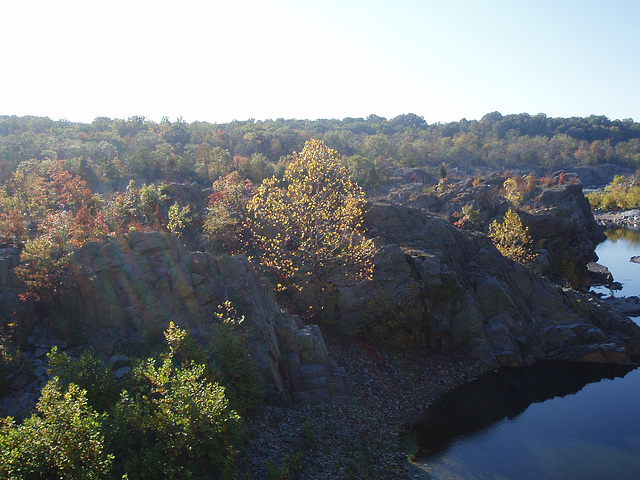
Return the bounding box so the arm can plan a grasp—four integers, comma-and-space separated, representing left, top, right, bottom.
333, 202, 640, 367
2, 181, 640, 413
521, 174, 605, 287
409, 172, 606, 288
566, 164, 634, 188
2, 232, 348, 416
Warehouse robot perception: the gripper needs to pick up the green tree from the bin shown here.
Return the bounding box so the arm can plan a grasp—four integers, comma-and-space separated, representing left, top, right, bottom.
203, 172, 255, 254
247, 139, 375, 298
502, 177, 523, 206
195, 144, 233, 181
167, 202, 191, 237
439, 162, 447, 179
587, 174, 640, 211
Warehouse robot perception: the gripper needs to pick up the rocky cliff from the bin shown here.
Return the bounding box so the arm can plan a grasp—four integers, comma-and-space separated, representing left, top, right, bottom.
399, 172, 606, 287
333, 202, 640, 367
0, 232, 348, 416
521, 174, 605, 287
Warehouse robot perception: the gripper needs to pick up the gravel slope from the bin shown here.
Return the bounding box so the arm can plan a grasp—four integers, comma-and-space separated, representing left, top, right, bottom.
237, 337, 488, 479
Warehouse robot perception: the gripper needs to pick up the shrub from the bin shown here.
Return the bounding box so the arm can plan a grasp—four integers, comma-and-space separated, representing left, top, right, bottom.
113, 323, 243, 480
47, 346, 117, 413
0, 378, 113, 479
587, 175, 640, 211
208, 303, 267, 413
167, 202, 191, 237
502, 177, 523, 206
488, 208, 536, 263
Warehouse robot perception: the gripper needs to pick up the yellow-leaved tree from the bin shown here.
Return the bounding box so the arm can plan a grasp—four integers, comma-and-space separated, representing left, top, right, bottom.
247, 139, 375, 312
502, 177, 523, 206
488, 208, 536, 264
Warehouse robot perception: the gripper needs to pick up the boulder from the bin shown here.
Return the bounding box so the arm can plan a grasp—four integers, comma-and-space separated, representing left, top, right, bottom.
523, 180, 605, 287
587, 262, 614, 285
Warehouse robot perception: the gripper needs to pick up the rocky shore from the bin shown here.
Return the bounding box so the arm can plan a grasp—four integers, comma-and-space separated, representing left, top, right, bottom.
236, 338, 488, 479
589, 210, 640, 316
593, 209, 640, 229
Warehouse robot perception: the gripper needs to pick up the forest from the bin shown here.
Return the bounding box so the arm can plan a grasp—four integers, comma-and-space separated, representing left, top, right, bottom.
1, 112, 640, 195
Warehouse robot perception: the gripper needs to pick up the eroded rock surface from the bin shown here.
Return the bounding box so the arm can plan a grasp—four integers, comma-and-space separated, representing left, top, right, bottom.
4, 232, 347, 413
334, 202, 640, 367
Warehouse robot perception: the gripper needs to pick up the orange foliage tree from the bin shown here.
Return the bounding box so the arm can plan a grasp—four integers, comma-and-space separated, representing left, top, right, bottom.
10, 161, 111, 300
203, 172, 255, 253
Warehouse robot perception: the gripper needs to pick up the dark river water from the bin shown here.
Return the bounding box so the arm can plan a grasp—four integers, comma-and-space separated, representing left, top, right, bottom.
407, 229, 640, 479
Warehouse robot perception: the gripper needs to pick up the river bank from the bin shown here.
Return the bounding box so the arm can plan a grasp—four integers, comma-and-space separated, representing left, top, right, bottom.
588, 221, 640, 318
593, 209, 640, 229
237, 337, 488, 479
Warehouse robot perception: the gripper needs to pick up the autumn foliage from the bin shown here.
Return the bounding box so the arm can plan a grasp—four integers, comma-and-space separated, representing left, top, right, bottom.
247, 139, 375, 293
203, 171, 255, 253
0, 161, 191, 301
4, 161, 111, 299
488, 208, 536, 264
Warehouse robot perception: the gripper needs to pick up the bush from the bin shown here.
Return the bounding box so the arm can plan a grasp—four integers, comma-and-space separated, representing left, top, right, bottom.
112, 323, 243, 479
208, 303, 267, 413
587, 175, 640, 211
2, 321, 257, 479
0, 378, 113, 479
488, 208, 536, 263
47, 346, 117, 412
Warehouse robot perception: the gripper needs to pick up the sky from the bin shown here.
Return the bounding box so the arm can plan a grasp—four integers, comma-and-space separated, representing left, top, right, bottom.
2, 0, 639, 125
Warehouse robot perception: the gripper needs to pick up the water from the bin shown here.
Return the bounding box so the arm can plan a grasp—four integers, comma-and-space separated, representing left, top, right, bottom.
408, 362, 640, 480
592, 227, 640, 298
407, 229, 640, 479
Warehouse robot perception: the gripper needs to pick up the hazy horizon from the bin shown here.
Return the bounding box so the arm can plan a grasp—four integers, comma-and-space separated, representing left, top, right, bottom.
2, 0, 639, 125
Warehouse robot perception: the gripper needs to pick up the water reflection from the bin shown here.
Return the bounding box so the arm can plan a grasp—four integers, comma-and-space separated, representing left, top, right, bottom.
603, 227, 640, 245
593, 228, 640, 299
408, 361, 636, 461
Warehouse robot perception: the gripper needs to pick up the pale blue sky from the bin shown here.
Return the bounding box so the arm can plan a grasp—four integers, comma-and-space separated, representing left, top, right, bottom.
2, 0, 639, 124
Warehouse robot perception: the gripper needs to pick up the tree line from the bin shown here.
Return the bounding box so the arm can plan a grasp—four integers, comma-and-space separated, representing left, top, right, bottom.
1, 113, 640, 194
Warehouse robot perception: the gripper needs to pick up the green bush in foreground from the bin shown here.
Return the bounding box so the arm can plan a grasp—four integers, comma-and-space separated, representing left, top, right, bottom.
47, 346, 117, 413
0, 378, 113, 479
1, 322, 249, 479
208, 302, 267, 414
113, 356, 242, 479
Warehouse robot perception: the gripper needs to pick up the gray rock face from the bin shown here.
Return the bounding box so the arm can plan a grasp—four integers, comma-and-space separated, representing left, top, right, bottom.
411, 173, 605, 289
34, 232, 347, 403
567, 164, 634, 188
333, 202, 640, 367
523, 179, 605, 287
